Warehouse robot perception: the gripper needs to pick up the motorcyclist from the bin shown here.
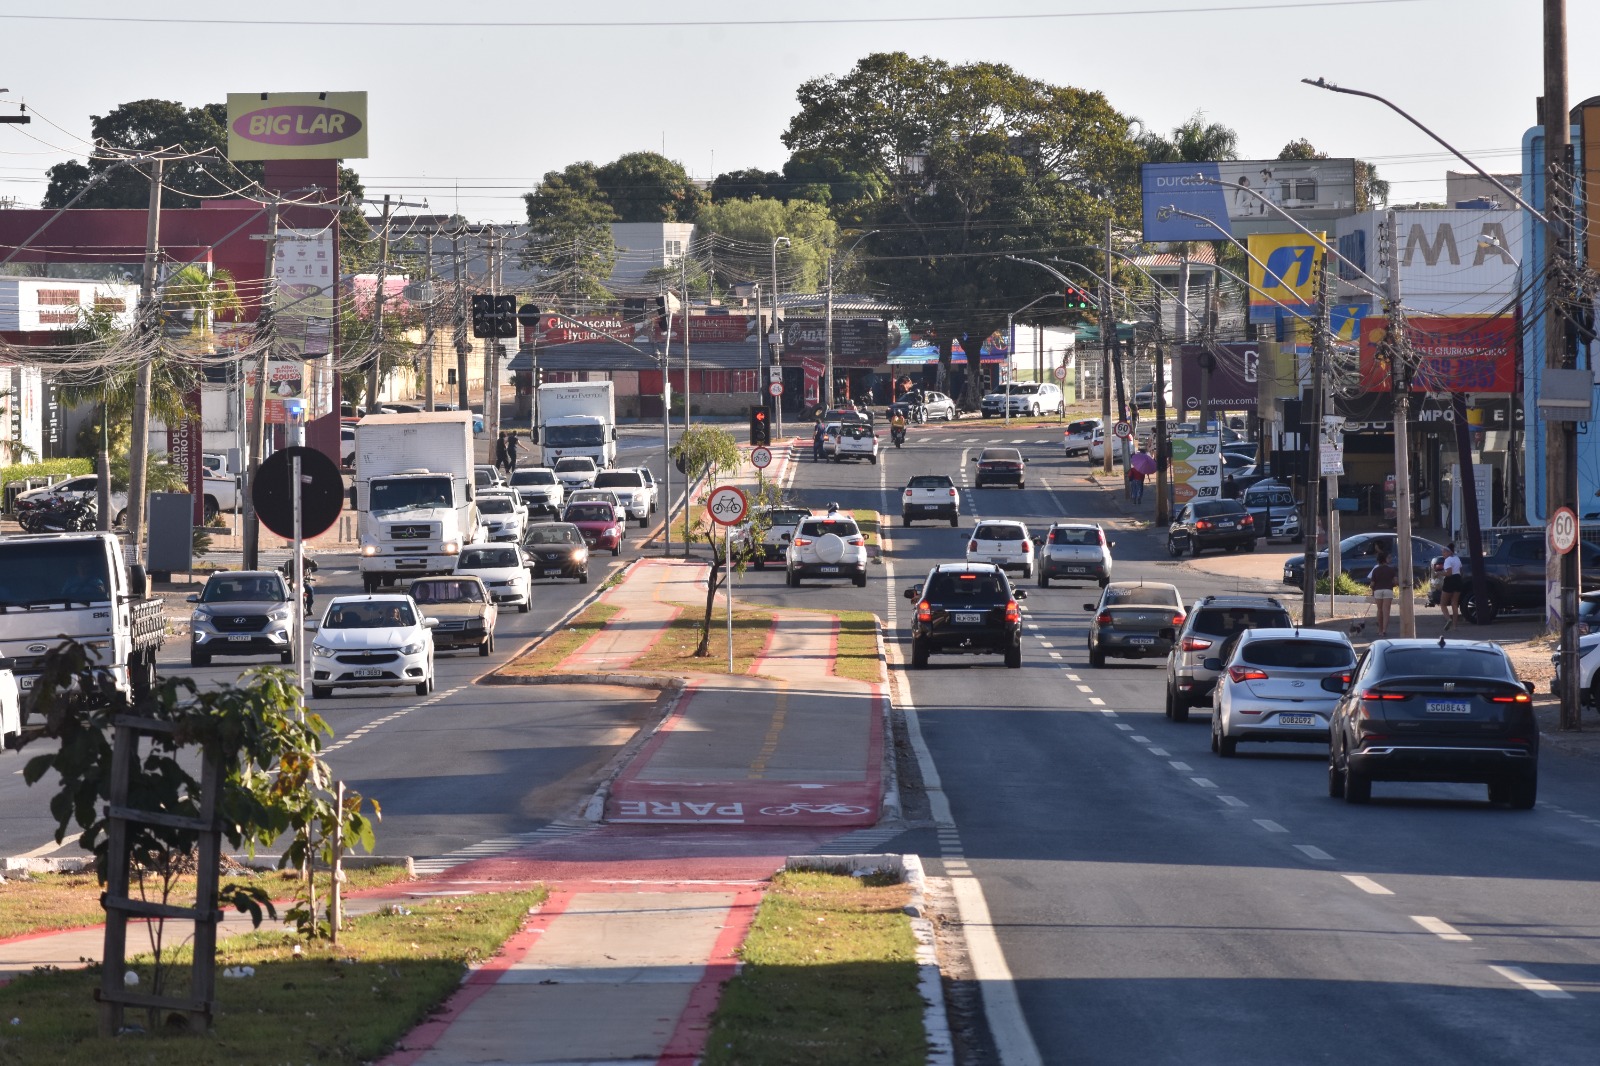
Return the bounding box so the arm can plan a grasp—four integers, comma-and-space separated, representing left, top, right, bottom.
890, 408, 908, 446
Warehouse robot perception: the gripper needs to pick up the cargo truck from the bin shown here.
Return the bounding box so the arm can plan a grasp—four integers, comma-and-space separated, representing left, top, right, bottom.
354, 412, 480, 593
536, 381, 617, 468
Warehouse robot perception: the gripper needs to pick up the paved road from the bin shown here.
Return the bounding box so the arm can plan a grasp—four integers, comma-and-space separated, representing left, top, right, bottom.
0, 429, 679, 864
765, 421, 1600, 1066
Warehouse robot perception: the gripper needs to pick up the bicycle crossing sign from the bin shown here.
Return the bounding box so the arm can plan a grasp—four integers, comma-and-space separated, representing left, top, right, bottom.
707, 485, 749, 526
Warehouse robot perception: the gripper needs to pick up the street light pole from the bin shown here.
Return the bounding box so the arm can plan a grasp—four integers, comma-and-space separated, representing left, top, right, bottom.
771, 236, 790, 436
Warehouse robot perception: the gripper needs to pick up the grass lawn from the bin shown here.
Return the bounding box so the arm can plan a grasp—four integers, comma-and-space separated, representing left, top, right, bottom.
627, 602, 776, 676
498, 602, 620, 675
0, 889, 544, 1065
793, 608, 882, 685
702, 870, 924, 1066
0, 866, 415, 942
849, 509, 881, 550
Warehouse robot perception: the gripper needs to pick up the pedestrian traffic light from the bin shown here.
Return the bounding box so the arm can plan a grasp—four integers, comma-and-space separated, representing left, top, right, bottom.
471, 294, 495, 338
493, 295, 518, 338
749, 405, 771, 446
1064, 285, 1092, 311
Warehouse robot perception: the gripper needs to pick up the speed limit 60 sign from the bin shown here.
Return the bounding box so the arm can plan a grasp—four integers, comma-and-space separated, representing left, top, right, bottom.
707, 485, 749, 526
1549, 506, 1578, 555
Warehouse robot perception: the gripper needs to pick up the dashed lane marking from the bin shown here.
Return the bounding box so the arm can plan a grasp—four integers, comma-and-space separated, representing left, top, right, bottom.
1191, 777, 1217, 789
1294, 845, 1334, 861
1410, 915, 1471, 942
1147, 747, 1170, 757
1169, 761, 1192, 772
1087, 697, 1105, 706
1344, 875, 1394, 896
1218, 796, 1247, 807
1075, 685, 1094, 693
1130, 735, 1150, 743
1488, 965, 1574, 999
1254, 819, 1288, 833
1116, 724, 1133, 731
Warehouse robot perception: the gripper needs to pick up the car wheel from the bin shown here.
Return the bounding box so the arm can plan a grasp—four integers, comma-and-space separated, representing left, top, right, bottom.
1467, 590, 1499, 626
949, 515, 958, 528
854, 572, 867, 588
1005, 644, 1022, 668
1171, 697, 1190, 724
1225, 545, 1239, 554
612, 544, 620, 557
787, 569, 799, 588
1167, 538, 1184, 558
416, 677, 430, 696
1327, 757, 1346, 798
1507, 776, 1537, 810
1190, 539, 1204, 558
579, 569, 589, 584
1242, 540, 1257, 553
639, 515, 648, 528
363, 575, 379, 594
1165, 686, 1177, 720
1343, 764, 1372, 804
312, 685, 332, 699
911, 639, 929, 668
754, 557, 765, 570
1216, 730, 1237, 757
1098, 576, 1110, 588
114, 508, 128, 527
1030, 404, 1040, 417
1037, 572, 1049, 588
280, 650, 293, 665
1089, 644, 1106, 668
519, 599, 530, 613
870, 455, 878, 465
903, 515, 914, 528
190, 650, 211, 668
1021, 564, 1033, 579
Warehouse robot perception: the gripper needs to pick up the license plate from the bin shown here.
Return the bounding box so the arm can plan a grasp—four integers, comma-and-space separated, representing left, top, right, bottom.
396, 559, 425, 569
1280, 714, 1317, 727
353, 668, 383, 678
227, 635, 252, 642
18, 676, 33, 691
1128, 637, 1155, 645
990, 556, 1010, 565
818, 566, 839, 574
1217, 520, 1234, 528
1065, 566, 1088, 574
919, 504, 939, 510
954, 612, 982, 624
1426, 700, 1471, 715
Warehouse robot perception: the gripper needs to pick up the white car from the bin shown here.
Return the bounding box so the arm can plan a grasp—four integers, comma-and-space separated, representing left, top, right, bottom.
592, 468, 655, 527
553, 456, 599, 492
965, 520, 1034, 578
1210, 628, 1357, 757
1062, 418, 1100, 457
455, 543, 533, 613
0, 668, 19, 749
1088, 427, 1124, 465
341, 427, 356, 468
476, 491, 527, 543
567, 488, 625, 510
832, 422, 880, 464
508, 467, 565, 516
309, 594, 438, 699
981, 381, 1065, 418
474, 464, 507, 490
785, 507, 868, 588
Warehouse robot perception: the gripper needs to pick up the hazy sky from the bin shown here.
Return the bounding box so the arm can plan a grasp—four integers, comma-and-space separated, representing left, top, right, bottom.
0, 1, 1593, 222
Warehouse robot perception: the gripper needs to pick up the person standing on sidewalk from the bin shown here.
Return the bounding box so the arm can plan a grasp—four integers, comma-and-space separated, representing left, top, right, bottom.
505, 432, 520, 474
1438, 542, 1463, 629
494, 432, 509, 475
1128, 465, 1146, 504
1368, 550, 1398, 637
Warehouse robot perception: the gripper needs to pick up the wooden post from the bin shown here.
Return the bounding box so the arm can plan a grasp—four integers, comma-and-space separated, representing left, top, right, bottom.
98, 722, 137, 1038
330, 781, 345, 943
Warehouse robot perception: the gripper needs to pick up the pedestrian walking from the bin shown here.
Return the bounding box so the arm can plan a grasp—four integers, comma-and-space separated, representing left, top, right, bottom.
1128, 466, 1146, 504
505, 432, 520, 473
1438, 542, 1463, 629
494, 432, 509, 474
1367, 550, 1398, 637
812, 419, 826, 461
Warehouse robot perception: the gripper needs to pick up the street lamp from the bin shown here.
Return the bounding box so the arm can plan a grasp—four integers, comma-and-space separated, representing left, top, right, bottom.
1005, 294, 1056, 427
771, 236, 790, 435
825, 230, 878, 412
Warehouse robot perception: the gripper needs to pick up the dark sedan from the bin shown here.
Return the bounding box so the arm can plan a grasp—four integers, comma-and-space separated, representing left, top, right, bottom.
1085, 581, 1186, 667
905, 564, 1025, 669
973, 448, 1026, 489
522, 522, 590, 582
1327, 639, 1538, 807
1167, 499, 1256, 556
1283, 532, 1444, 589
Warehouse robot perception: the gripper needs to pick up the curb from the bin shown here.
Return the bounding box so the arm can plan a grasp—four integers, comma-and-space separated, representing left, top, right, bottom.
783, 852, 953, 1066
0, 854, 417, 875
874, 608, 903, 824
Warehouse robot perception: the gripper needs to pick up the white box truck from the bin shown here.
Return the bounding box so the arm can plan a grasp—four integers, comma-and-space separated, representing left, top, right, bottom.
537, 381, 617, 468
354, 412, 479, 593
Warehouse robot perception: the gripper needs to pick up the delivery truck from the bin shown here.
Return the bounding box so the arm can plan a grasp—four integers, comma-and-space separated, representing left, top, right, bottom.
353, 412, 480, 593
536, 381, 617, 468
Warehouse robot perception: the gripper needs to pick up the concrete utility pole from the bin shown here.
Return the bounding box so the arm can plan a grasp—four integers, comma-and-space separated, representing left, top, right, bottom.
1384, 210, 1418, 639
1100, 219, 1115, 474
1304, 257, 1331, 625
824, 257, 835, 413
124, 156, 164, 564
421, 239, 435, 411
770, 236, 790, 437
681, 253, 692, 434
484, 231, 500, 443
243, 198, 280, 572
1152, 294, 1171, 525
367, 193, 392, 414
453, 234, 469, 411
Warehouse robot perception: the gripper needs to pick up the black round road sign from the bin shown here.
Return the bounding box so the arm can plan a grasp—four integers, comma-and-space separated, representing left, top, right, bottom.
253, 446, 345, 540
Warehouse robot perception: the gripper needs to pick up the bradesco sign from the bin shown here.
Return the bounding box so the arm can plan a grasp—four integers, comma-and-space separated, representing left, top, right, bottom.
226, 92, 368, 160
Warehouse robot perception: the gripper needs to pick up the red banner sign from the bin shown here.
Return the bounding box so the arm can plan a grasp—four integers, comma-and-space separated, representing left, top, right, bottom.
1358, 315, 1516, 393
166, 387, 204, 523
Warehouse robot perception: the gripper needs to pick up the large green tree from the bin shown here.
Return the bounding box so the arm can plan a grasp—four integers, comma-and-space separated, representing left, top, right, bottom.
594, 152, 705, 222
783, 52, 1144, 404
694, 197, 837, 294
522, 162, 620, 302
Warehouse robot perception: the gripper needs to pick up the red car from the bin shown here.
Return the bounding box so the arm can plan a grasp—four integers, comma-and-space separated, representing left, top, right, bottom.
562, 501, 625, 556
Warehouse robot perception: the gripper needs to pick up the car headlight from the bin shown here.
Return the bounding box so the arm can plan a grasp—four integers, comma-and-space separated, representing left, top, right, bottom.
191, 610, 209, 624
312, 642, 334, 658
400, 640, 426, 656
442, 540, 461, 555
573, 547, 588, 561
605, 526, 620, 538
268, 607, 294, 622
361, 543, 378, 557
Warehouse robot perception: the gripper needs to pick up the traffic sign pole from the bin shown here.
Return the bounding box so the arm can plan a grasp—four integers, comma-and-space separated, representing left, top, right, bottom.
726, 522, 734, 674
292, 452, 306, 715
1549, 506, 1578, 555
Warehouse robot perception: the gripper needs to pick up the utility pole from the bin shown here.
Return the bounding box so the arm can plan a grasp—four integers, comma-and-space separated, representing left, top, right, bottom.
824, 256, 835, 413
682, 253, 692, 434
366, 193, 392, 415
1384, 210, 1418, 638
421, 237, 435, 411
1311, 257, 1333, 623
484, 231, 500, 444
243, 197, 280, 572
124, 156, 164, 565
452, 234, 469, 411
771, 236, 789, 437
1153, 292, 1171, 525
1101, 218, 1114, 474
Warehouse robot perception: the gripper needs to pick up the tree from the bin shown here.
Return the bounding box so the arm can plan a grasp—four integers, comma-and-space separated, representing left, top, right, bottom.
669, 426, 746, 656
783, 53, 1145, 406
522, 162, 619, 302
781, 148, 888, 208
1138, 111, 1239, 164
595, 152, 706, 223
711, 168, 783, 203
1277, 138, 1389, 211
694, 197, 837, 294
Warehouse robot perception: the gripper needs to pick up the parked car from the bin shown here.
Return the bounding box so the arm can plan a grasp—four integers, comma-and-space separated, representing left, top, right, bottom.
1085, 581, 1186, 668
1164, 594, 1295, 720
553, 456, 599, 492
1133, 381, 1173, 410
309, 594, 437, 698
1423, 532, 1600, 619
901, 474, 960, 527
833, 422, 881, 464
973, 447, 1026, 489
475, 491, 527, 543
562, 500, 624, 556
1283, 532, 1445, 589
454, 543, 532, 613
508, 467, 565, 516
341, 426, 356, 469
909, 390, 958, 422
1167, 499, 1257, 557
522, 522, 590, 583
1241, 483, 1302, 542
1208, 628, 1357, 756
980, 381, 1065, 418
786, 509, 868, 588
1327, 639, 1538, 807
965, 520, 1033, 577
186, 569, 297, 667
904, 563, 1025, 669
1035, 523, 1113, 588
409, 574, 497, 656
1062, 418, 1100, 456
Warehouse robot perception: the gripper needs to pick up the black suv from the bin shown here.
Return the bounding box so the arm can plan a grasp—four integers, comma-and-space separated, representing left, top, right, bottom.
1167, 498, 1256, 556
904, 563, 1026, 669
1164, 594, 1294, 720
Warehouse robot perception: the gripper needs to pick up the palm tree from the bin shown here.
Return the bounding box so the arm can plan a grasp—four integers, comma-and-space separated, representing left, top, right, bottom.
1138, 111, 1240, 165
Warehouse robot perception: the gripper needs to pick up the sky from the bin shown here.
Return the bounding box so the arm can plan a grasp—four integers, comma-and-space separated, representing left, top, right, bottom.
0, 0, 1594, 224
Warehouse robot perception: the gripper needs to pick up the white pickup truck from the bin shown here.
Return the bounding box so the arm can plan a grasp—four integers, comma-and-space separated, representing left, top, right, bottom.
592, 468, 657, 527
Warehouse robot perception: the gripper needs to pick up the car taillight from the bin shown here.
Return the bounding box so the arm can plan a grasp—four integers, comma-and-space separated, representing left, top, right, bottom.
1172, 614, 1186, 625
1195, 520, 1212, 530
968, 540, 979, 552
1096, 612, 1113, 625
904, 488, 914, 496
1098, 531, 1107, 546
1180, 637, 1212, 652
1005, 600, 1021, 623
1241, 515, 1254, 526
917, 601, 932, 623
1021, 540, 1031, 553
949, 488, 958, 496
793, 537, 812, 547
1489, 693, 1532, 703
1362, 690, 1407, 701
846, 535, 864, 546
1228, 665, 1269, 683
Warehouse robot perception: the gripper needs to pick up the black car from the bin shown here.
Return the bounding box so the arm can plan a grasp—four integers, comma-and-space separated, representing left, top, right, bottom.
905, 564, 1025, 669
1327, 639, 1538, 807
1283, 532, 1445, 589
1167, 499, 1256, 556
521, 522, 590, 583
972, 448, 1026, 489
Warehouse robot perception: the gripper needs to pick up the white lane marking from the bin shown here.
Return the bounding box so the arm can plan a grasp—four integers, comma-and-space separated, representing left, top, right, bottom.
1075, 685, 1094, 693
1218, 796, 1247, 807
1048, 652, 1063, 659
1343, 875, 1394, 896
1488, 965, 1574, 999
1147, 747, 1170, 757
1063, 674, 1081, 681
1169, 761, 1193, 772
1038, 641, 1054, 648
1254, 819, 1288, 833
1190, 778, 1217, 789
1410, 915, 1471, 942
949, 876, 1046, 1065
1294, 845, 1334, 861
1130, 735, 1150, 743
1099, 709, 1117, 717
1116, 724, 1133, 732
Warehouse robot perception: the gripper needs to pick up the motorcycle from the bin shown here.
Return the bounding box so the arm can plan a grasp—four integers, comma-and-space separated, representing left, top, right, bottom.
25, 496, 96, 533
890, 423, 907, 448
280, 558, 319, 613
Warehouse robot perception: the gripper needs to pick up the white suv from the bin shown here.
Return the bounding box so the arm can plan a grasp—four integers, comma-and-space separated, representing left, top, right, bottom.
966, 520, 1034, 577
508, 467, 565, 515
786, 507, 868, 588
592, 468, 655, 527
553, 456, 599, 492
981, 381, 1065, 418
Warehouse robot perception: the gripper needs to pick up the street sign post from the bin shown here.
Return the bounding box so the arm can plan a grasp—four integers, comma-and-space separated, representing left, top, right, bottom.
1052, 364, 1067, 382
750, 447, 772, 470
1550, 506, 1578, 555
1113, 420, 1133, 440
704, 485, 749, 674
768, 382, 784, 397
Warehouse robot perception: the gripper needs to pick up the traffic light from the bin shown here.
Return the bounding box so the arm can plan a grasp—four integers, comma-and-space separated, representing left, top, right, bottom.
494, 295, 517, 338
655, 292, 681, 332
1063, 285, 1092, 311
471, 294, 495, 338
749, 405, 771, 446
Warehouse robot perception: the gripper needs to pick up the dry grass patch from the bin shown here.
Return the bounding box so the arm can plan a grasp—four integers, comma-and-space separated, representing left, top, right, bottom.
850, 509, 881, 549
498, 601, 620, 675
628, 603, 776, 676
828, 610, 883, 684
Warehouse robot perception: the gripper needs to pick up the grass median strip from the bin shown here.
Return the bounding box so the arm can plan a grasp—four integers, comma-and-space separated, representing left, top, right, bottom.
1, 888, 544, 1065
624, 603, 774, 676
499, 601, 621, 675
702, 870, 924, 1066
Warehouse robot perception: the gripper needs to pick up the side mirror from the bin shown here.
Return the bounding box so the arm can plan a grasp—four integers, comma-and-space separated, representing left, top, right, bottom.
970, 455, 979, 462
304, 620, 318, 632
1023, 458, 1030, 464
1201, 657, 1222, 672
1014, 588, 1028, 601
780, 532, 791, 541
1524, 680, 1537, 696
903, 587, 918, 601
422, 617, 441, 629
1083, 603, 1097, 612
1321, 674, 1351, 693
185, 593, 199, 603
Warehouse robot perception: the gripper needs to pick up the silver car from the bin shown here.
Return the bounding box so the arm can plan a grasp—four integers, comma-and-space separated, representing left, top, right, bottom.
913, 391, 957, 422
188, 570, 297, 667
1210, 628, 1357, 756
1036, 523, 1112, 588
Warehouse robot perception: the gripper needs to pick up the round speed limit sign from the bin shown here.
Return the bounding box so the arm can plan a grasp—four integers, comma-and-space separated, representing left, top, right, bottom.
707, 485, 749, 526
1549, 506, 1578, 555
1113, 420, 1133, 440
750, 446, 772, 469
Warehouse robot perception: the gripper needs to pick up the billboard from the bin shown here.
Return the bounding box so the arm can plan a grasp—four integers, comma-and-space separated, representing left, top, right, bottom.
1357, 315, 1517, 393
1170, 436, 1223, 505
1141, 159, 1357, 242
1334, 209, 1521, 316
1246, 232, 1326, 323
227, 92, 368, 160
1178, 343, 1260, 412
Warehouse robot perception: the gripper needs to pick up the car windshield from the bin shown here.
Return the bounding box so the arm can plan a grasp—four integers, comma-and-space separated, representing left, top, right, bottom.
975, 524, 1027, 541
1194, 501, 1246, 517
763, 509, 811, 526
1194, 607, 1290, 635
908, 476, 952, 488
545, 424, 606, 447
799, 519, 859, 537
478, 497, 514, 514
411, 580, 484, 604
525, 524, 584, 546
324, 601, 416, 629
1050, 527, 1100, 546
511, 470, 556, 486
566, 504, 613, 523
201, 575, 285, 603
1241, 639, 1354, 669
843, 425, 872, 440
1008, 384, 1040, 394
593, 472, 643, 488
370, 476, 452, 513
459, 547, 521, 569
555, 458, 597, 473
1104, 586, 1180, 607
1382, 647, 1515, 680
926, 572, 1006, 600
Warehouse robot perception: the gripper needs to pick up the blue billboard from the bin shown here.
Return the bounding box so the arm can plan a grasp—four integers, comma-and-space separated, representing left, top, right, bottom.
1140, 159, 1358, 243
